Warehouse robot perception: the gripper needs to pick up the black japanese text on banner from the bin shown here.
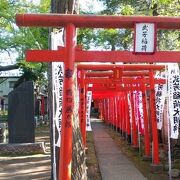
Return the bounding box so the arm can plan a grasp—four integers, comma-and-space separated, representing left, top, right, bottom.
52, 31, 64, 148
168, 63, 180, 139
134, 23, 156, 53
134, 90, 144, 134
86, 91, 92, 131
155, 71, 167, 130
51, 31, 64, 180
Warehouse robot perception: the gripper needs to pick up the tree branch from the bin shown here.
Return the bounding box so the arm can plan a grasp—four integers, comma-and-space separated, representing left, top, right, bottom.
0, 64, 19, 71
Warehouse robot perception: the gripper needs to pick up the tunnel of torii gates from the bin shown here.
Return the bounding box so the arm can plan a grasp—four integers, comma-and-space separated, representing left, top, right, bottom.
16, 14, 180, 180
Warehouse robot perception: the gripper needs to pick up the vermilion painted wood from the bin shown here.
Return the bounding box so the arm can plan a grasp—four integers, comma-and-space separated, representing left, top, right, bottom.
109, 98, 112, 125
106, 98, 109, 125
16, 14, 180, 29
130, 91, 138, 147
105, 100, 109, 124
114, 97, 117, 128
91, 88, 142, 93
78, 70, 86, 146
100, 100, 104, 121
149, 70, 160, 165
121, 95, 124, 135
76, 50, 180, 63
86, 71, 113, 77
117, 96, 121, 129
85, 71, 150, 77
106, 99, 110, 124
125, 92, 131, 135
122, 93, 125, 134
88, 86, 151, 92
112, 98, 115, 126
114, 97, 117, 127
104, 100, 107, 122
119, 96, 123, 133
141, 79, 150, 157
59, 24, 76, 180
124, 93, 128, 135
85, 77, 166, 84
26, 49, 180, 63
77, 64, 165, 70
26, 50, 65, 62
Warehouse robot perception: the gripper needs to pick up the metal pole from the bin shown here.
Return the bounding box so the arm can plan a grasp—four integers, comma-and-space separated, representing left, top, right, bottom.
166, 65, 172, 180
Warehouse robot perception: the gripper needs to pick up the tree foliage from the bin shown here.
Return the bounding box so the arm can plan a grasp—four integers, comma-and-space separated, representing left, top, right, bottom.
78, 0, 180, 51
0, 0, 50, 87
0, 0, 179, 82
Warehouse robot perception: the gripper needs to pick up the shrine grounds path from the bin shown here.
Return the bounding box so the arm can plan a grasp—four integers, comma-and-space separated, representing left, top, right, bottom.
92, 120, 147, 180
0, 126, 51, 180
90, 119, 170, 180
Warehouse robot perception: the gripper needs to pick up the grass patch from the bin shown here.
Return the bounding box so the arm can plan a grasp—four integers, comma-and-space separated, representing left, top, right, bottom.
86, 131, 102, 180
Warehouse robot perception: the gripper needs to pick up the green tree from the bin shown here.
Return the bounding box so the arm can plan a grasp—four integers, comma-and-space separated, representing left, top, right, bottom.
78, 0, 179, 51
0, 0, 50, 87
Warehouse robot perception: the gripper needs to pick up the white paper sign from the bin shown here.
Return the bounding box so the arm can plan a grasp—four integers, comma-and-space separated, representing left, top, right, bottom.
135, 23, 155, 53
168, 63, 180, 139
51, 31, 64, 180
134, 90, 144, 134
52, 62, 64, 147
51, 31, 64, 147
86, 91, 92, 131
155, 71, 167, 130
127, 93, 132, 124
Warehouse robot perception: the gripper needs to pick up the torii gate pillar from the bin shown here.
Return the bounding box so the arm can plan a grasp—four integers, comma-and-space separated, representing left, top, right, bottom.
59, 23, 76, 180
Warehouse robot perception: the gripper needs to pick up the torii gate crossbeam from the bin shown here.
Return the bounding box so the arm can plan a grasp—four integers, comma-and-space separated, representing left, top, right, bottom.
26, 49, 180, 63
16, 14, 180, 29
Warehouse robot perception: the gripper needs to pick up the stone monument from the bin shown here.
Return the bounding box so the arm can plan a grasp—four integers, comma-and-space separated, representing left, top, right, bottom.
8, 81, 35, 143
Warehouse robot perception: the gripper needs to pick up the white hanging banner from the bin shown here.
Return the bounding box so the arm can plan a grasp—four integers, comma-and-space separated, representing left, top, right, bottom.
52, 62, 64, 147
155, 71, 167, 130
168, 63, 180, 139
51, 31, 64, 180
51, 31, 64, 147
134, 23, 156, 53
86, 91, 92, 131
127, 93, 132, 124
133, 91, 138, 126
138, 91, 144, 134
134, 90, 144, 134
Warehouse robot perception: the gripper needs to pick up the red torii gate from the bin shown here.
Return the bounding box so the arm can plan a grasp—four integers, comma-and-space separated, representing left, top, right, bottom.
16, 15, 180, 63
15, 14, 180, 180
78, 65, 166, 159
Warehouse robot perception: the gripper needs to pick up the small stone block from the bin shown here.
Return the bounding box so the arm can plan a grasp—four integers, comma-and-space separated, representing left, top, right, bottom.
171, 169, 180, 178
0, 142, 46, 155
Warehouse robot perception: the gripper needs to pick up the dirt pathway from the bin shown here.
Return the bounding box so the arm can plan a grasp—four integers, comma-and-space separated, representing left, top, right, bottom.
0, 126, 51, 180
0, 155, 51, 180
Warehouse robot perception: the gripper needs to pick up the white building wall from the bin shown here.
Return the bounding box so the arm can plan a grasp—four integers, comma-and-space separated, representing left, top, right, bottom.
0, 77, 19, 110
